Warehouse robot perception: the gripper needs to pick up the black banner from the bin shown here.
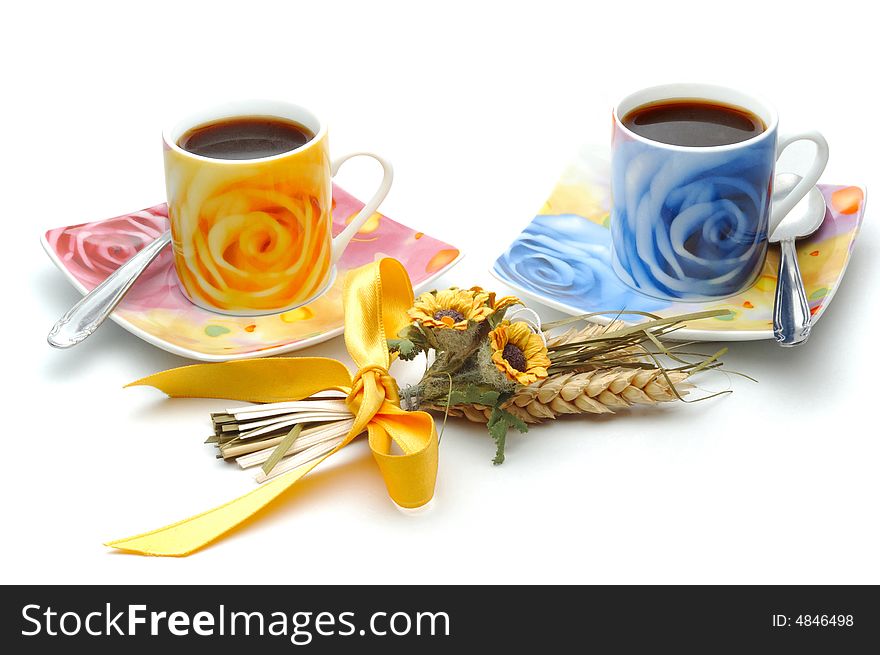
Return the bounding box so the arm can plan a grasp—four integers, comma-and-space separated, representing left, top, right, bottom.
2, 585, 877, 652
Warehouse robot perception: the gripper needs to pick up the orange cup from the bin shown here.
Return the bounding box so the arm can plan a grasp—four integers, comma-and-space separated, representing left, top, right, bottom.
163, 100, 392, 315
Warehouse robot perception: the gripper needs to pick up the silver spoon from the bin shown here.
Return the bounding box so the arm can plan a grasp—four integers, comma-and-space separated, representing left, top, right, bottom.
770, 174, 827, 347
47, 230, 172, 348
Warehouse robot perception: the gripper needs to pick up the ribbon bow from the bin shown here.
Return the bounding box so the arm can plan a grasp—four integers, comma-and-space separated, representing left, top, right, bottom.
107, 258, 438, 556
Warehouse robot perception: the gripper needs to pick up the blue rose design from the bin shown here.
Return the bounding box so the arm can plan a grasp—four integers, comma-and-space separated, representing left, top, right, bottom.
610, 140, 773, 299
494, 214, 666, 313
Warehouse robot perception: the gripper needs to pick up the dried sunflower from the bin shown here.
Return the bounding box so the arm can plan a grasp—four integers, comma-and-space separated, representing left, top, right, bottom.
408, 288, 494, 330
488, 321, 551, 385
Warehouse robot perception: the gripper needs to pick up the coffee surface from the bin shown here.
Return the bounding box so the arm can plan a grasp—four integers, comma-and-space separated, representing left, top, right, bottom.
179, 116, 314, 159
621, 99, 765, 147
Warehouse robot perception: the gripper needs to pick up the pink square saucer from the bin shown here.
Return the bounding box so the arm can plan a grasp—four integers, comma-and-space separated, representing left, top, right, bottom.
43, 185, 462, 361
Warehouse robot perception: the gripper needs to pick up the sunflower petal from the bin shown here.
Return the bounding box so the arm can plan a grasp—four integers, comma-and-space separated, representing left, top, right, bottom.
506, 322, 534, 349
493, 295, 521, 312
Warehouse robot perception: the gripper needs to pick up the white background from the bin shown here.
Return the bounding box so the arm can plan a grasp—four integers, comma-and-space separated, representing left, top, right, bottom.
2, 0, 877, 584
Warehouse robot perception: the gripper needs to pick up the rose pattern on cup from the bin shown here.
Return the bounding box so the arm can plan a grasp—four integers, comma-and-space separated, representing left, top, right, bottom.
610, 139, 774, 300
494, 214, 665, 313
165, 134, 335, 315
170, 181, 332, 313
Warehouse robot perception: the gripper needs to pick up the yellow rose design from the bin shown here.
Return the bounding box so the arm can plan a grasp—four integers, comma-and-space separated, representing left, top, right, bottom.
166, 136, 333, 314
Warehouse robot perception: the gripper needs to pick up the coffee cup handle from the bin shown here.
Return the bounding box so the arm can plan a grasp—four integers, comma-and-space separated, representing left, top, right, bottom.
768, 130, 829, 234
330, 152, 394, 263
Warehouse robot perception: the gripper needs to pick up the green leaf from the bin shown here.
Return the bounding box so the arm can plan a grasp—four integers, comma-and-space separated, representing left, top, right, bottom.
388, 324, 431, 360
487, 308, 507, 328
387, 338, 421, 360
486, 406, 528, 465
397, 324, 426, 341
447, 384, 501, 408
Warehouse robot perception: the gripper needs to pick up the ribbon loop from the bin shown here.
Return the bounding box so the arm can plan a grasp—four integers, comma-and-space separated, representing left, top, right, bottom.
107, 258, 438, 556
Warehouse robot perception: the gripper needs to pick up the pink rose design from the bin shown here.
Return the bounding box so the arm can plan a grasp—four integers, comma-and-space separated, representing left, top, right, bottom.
46, 205, 182, 311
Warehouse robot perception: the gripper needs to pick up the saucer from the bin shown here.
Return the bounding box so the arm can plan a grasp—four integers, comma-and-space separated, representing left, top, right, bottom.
43, 185, 462, 361
491, 146, 866, 341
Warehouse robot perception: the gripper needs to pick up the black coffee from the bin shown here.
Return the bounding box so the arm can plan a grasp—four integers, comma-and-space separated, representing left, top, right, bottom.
178, 116, 314, 159
621, 99, 766, 147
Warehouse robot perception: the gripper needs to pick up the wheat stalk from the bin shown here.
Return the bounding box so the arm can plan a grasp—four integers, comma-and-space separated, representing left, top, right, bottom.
545, 319, 628, 346
545, 320, 642, 365
445, 366, 693, 424
431, 320, 699, 424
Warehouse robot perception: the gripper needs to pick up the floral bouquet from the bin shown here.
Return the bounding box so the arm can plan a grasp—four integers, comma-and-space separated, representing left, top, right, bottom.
109, 259, 730, 556
390, 287, 728, 463
209, 286, 729, 473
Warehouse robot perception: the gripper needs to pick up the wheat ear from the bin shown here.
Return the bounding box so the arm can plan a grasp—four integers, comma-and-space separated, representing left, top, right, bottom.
447, 367, 693, 424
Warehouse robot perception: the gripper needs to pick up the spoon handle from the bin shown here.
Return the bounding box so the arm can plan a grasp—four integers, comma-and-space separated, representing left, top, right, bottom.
47, 230, 172, 349
773, 238, 812, 347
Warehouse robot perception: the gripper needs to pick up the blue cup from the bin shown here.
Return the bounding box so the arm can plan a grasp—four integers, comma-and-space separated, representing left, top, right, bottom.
610, 84, 828, 301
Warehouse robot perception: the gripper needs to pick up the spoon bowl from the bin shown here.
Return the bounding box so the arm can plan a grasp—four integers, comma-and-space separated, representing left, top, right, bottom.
770, 173, 827, 243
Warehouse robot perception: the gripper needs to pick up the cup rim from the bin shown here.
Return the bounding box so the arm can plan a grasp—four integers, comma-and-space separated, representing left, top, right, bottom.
613, 83, 779, 152
162, 99, 327, 164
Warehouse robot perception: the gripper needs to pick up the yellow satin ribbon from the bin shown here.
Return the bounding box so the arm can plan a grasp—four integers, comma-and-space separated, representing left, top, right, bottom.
106, 258, 438, 556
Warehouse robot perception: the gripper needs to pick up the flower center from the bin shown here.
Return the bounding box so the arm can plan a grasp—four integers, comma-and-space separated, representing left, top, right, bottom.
433, 309, 466, 322
502, 343, 527, 372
